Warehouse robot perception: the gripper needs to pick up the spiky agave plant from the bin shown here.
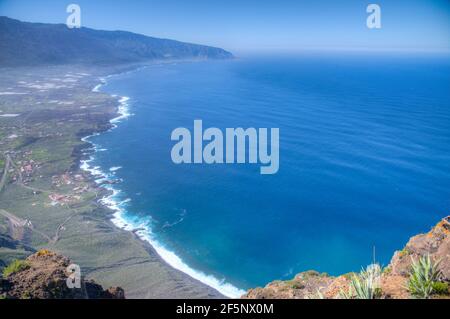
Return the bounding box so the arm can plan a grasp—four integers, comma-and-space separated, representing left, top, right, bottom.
408, 255, 442, 299
354, 263, 382, 299
339, 264, 382, 299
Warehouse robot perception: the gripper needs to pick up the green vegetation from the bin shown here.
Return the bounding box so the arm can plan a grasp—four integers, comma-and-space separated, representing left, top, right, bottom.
285, 280, 304, 289
383, 266, 392, 275
301, 270, 329, 278
399, 248, 411, 258
21, 291, 32, 300
30, 148, 51, 162
2, 259, 30, 278
342, 272, 357, 280
431, 282, 449, 296
301, 270, 320, 277
408, 255, 442, 299
340, 264, 382, 299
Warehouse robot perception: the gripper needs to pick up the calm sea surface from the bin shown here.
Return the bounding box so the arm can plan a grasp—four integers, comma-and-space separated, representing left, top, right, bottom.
88, 53, 450, 295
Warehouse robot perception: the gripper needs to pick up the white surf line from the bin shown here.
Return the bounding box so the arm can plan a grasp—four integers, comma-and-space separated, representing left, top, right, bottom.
84, 75, 246, 298
92, 78, 106, 93
0, 92, 27, 95
0, 114, 21, 117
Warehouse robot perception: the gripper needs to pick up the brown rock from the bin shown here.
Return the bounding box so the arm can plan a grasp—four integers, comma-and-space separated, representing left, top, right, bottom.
84, 280, 125, 299
243, 271, 333, 299
106, 287, 126, 299
380, 275, 409, 299
323, 275, 351, 299
2, 250, 125, 299
390, 216, 449, 279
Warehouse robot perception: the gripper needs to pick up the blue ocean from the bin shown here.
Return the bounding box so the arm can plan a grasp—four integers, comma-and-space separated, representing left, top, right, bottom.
85, 53, 450, 297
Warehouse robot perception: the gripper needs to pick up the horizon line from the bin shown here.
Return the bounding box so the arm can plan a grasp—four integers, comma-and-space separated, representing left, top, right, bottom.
2, 15, 449, 56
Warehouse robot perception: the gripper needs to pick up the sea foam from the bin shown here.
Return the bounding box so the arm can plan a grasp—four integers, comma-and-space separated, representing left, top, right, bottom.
83, 76, 245, 298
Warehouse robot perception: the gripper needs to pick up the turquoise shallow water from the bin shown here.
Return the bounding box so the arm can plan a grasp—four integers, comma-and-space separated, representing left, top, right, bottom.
86, 53, 450, 296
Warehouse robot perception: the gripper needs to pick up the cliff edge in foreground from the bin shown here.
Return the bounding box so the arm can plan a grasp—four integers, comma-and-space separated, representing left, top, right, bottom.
243, 216, 450, 299
0, 250, 125, 299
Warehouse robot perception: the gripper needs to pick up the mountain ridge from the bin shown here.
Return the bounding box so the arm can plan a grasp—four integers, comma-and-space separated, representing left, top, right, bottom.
0, 16, 233, 66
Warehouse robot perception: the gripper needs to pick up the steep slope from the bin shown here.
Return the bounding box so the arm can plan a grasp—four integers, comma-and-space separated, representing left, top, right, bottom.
0, 16, 233, 66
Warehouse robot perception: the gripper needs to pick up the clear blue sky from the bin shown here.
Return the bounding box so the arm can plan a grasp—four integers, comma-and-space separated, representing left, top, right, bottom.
1, 0, 449, 53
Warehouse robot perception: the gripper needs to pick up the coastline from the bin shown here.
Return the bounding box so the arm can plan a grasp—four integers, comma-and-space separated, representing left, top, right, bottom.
1, 63, 448, 300
0, 64, 226, 299
81, 67, 245, 298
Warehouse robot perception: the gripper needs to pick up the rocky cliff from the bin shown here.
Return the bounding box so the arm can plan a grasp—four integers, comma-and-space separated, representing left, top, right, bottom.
243, 216, 450, 299
0, 250, 125, 299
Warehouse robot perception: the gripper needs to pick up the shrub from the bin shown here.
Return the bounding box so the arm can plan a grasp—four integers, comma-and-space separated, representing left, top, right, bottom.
285, 280, 304, 289
408, 255, 442, 299
342, 272, 357, 280
382, 266, 392, 275
2, 259, 30, 278
36, 249, 53, 257
21, 291, 32, 300
399, 248, 410, 258
431, 282, 449, 296
302, 270, 320, 278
